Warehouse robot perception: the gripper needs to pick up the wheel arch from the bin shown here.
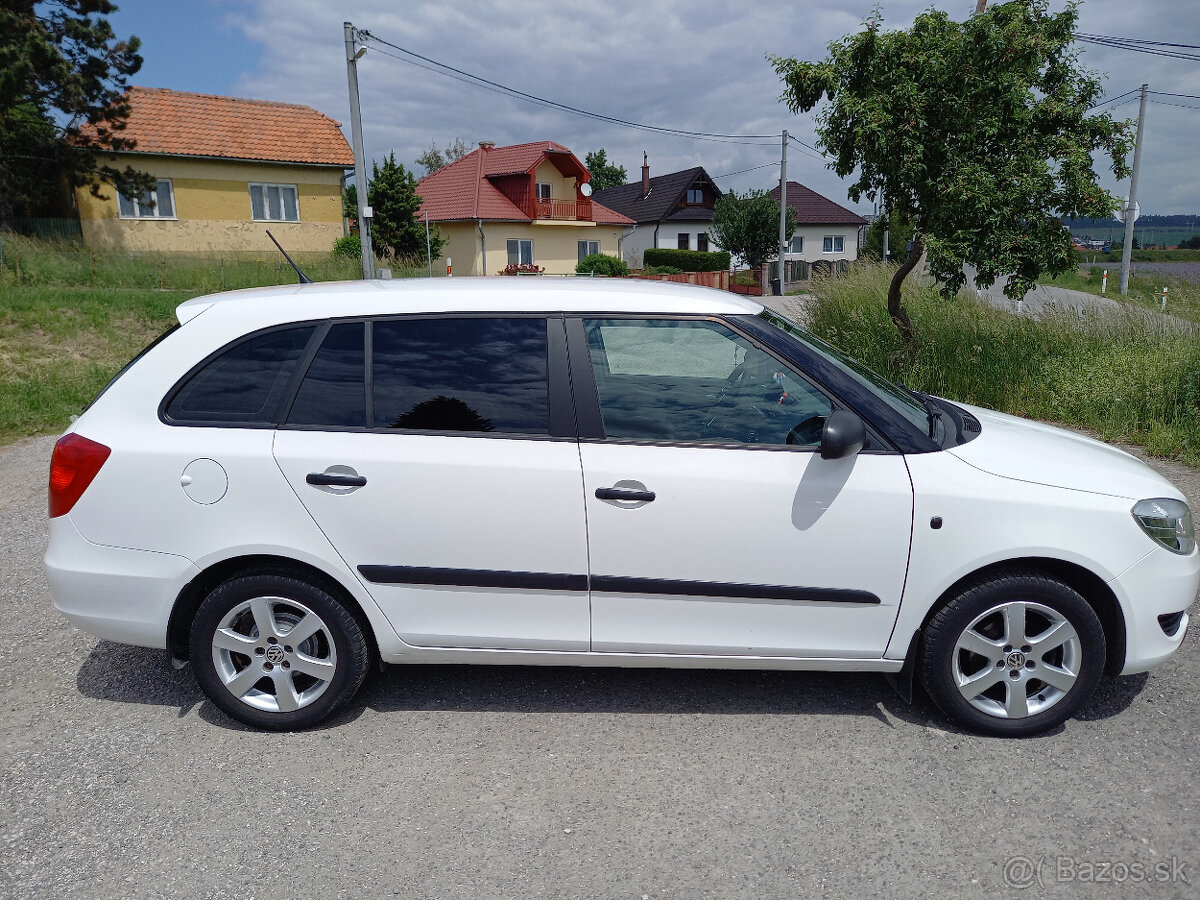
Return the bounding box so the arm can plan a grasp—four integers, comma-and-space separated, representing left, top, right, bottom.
900, 557, 1127, 679
168, 554, 381, 668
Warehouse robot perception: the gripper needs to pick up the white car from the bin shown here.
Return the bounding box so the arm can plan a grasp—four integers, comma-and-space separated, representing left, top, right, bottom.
45, 278, 1197, 735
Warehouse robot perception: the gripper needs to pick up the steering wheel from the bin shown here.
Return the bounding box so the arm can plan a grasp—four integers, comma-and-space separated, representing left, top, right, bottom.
786, 415, 826, 447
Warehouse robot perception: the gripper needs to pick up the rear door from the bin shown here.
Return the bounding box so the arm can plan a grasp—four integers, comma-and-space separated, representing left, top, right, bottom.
273, 315, 591, 651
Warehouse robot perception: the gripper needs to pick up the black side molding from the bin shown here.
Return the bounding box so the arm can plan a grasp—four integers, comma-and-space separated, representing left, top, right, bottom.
356, 566, 881, 605
590, 575, 881, 605
358, 565, 587, 593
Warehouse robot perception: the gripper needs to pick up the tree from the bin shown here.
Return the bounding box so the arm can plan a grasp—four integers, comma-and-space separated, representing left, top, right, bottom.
342, 183, 357, 228
0, 0, 154, 227
415, 137, 470, 176
584, 149, 627, 192
771, 0, 1132, 344
709, 189, 796, 271
368, 152, 443, 261
1179, 235, 1200, 251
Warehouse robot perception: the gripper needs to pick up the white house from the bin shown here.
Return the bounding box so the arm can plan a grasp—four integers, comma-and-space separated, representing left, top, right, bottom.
769, 182, 867, 288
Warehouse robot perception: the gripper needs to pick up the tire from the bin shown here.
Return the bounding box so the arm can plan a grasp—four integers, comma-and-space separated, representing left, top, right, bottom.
189, 571, 370, 730
918, 571, 1105, 737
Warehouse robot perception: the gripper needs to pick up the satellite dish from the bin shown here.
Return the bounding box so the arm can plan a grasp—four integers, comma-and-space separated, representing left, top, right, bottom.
580, 183, 593, 197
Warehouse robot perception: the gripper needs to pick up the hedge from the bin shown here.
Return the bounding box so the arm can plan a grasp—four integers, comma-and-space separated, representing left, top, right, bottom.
643, 248, 731, 272
575, 253, 629, 276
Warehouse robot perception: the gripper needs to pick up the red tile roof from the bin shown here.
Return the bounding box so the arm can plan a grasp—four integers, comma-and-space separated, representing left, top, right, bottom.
769, 182, 867, 226
85, 86, 354, 167
417, 141, 634, 225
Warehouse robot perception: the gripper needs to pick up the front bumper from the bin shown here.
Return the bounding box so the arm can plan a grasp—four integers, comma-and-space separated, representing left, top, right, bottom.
1111, 545, 1199, 674
45, 516, 199, 650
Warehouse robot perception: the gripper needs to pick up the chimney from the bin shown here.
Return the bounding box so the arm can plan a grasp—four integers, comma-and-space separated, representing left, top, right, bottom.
641, 152, 650, 198
479, 140, 495, 150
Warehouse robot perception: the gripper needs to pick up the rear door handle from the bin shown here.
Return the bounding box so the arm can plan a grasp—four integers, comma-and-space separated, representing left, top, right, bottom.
595, 487, 655, 502
306, 472, 367, 487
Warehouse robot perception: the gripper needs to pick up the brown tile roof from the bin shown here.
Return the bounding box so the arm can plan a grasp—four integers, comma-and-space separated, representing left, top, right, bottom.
769, 182, 867, 226
417, 141, 634, 225
87, 86, 354, 167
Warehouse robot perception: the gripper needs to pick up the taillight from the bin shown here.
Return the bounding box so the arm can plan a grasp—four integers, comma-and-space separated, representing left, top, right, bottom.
49, 434, 111, 518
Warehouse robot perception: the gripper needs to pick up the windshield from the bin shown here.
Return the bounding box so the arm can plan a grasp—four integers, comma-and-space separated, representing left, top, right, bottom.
759, 309, 933, 437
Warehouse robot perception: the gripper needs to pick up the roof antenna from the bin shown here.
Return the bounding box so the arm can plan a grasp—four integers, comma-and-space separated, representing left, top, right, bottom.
265, 230, 314, 284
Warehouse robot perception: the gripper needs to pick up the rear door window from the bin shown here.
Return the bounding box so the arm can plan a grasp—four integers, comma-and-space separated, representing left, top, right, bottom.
371, 317, 549, 434
285, 322, 366, 428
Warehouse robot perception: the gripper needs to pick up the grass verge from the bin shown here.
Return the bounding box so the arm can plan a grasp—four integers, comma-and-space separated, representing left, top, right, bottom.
1041, 265, 1200, 324
0, 285, 185, 443
806, 263, 1200, 466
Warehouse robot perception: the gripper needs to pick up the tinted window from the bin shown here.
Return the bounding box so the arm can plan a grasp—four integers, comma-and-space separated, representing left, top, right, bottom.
584, 318, 831, 447
165, 325, 315, 424
372, 318, 548, 434
287, 322, 365, 427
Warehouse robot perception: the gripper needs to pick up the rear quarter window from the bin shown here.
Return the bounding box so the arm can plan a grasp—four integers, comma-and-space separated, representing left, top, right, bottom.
163, 325, 317, 425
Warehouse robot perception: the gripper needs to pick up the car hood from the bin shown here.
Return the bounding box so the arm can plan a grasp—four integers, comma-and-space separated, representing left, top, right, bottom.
946, 403, 1184, 502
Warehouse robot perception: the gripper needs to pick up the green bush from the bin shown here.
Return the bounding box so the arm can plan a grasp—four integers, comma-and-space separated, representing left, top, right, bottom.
643, 248, 730, 272
644, 265, 683, 275
575, 253, 629, 277
332, 234, 361, 259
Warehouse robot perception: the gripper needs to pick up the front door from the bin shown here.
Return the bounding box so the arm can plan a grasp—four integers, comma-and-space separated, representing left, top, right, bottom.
576, 316, 913, 658
273, 316, 590, 651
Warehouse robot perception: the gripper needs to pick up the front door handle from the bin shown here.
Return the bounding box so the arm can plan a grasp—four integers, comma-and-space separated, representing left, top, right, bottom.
306, 472, 367, 488
596, 486, 655, 502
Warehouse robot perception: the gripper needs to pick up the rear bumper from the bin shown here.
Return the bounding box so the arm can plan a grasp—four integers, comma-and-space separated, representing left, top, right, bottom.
1111, 546, 1199, 674
45, 516, 199, 650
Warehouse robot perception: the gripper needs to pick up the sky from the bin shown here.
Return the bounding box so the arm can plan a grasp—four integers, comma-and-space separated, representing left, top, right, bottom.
104, 0, 1200, 217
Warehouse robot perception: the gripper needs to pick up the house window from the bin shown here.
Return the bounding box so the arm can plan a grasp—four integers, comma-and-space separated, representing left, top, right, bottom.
686, 188, 703, 205
677, 233, 690, 250
789, 235, 804, 254
249, 183, 300, 222
697, 233, 709, 253
578, 240, 600, 261
823, 235, 844, 253
117, 179, 175, 219
536, 182, 552, 201
507, 239, 533, 266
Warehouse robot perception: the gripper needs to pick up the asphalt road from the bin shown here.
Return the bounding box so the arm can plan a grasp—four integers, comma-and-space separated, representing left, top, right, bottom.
2, 433, 1198, 900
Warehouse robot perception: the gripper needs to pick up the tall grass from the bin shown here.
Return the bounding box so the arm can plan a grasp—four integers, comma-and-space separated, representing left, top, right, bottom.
805, 263, 1200, 465
0, 233, 428, 292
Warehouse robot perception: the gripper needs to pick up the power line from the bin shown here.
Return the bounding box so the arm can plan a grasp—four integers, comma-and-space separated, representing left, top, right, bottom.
1075, 32, 1200, 51
1149, 90, 1200, 101
1089, 87, 1139, 110
1074, 33, 1200, 61
356, 28, 783, 146
711, 161, 779, 179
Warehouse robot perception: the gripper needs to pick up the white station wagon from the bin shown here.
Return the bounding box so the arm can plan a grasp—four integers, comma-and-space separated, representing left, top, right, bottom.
46, 278, 1197, 735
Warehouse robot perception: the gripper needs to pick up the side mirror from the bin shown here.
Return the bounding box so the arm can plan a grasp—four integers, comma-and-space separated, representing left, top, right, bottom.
820, 409, 866, 460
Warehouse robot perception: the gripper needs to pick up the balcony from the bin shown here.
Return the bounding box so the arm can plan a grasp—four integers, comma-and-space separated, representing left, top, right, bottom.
533, 197, 593, 221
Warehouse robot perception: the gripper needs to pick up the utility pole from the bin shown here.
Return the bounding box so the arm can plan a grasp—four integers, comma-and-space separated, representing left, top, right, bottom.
344, 22, 375, 280
777, 130, 788, 296
1119, 83, 1148, 295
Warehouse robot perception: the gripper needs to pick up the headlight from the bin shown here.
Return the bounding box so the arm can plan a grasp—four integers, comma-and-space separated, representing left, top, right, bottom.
1132, 498, 1196, 555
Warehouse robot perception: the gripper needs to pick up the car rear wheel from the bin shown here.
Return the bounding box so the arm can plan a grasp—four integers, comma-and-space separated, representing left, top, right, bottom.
919, 571, 1106, 737
190, 572, 369, 730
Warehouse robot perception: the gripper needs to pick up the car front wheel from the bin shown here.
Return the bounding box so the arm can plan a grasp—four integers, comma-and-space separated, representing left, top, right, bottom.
918, 571, 1106, 737
190, 571, 370, 730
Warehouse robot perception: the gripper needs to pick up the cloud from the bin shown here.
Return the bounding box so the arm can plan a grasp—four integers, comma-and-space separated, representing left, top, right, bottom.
229, 0, 1200, 214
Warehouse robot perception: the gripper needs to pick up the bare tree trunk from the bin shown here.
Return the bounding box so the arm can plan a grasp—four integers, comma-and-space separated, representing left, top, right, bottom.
975, 0, 987, 13
887, 237, 922, 346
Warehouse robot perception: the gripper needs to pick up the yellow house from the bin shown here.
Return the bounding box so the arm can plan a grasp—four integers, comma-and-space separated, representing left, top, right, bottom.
75, 87, 353, 253
416, 141, 635, 276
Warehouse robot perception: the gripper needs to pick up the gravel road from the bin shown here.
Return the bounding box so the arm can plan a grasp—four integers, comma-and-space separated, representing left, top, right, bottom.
2, 432, 1198, 900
